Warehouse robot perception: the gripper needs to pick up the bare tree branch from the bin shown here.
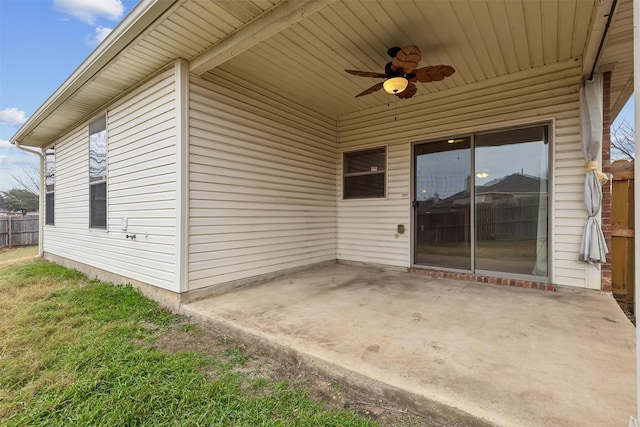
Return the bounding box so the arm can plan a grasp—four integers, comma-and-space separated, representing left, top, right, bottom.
611, 118, 635, 161
10, 166, 40, 195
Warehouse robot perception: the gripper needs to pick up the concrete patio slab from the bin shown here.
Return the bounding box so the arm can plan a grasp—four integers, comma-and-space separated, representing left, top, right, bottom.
181, 263, 636, 426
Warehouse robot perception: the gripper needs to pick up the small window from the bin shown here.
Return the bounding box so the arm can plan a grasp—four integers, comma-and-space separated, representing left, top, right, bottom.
343, 147, 386, 199
45, 147, 55, 225
89, 115, 107, 228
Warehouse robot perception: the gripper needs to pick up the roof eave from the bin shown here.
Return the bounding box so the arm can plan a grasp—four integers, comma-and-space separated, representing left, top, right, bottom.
9, 0, 178, 148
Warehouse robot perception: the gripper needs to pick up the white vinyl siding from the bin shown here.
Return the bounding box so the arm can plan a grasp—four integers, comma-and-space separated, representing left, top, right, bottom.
337, 59, 591, 288
43, 68, 179, 291
188, 71, 337, 290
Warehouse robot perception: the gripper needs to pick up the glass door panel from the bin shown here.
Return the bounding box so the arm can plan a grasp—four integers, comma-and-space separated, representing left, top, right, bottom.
474, 126, 548, 276
415, 138, 471, 270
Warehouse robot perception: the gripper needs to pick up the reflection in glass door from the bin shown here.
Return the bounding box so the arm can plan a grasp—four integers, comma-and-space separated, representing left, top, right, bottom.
414, 138, 471, 270
414, 125, 549, 279
474, 127, 548, 276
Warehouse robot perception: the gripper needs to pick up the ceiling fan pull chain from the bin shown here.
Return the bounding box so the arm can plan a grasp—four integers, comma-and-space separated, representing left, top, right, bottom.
394, 97, 397, 121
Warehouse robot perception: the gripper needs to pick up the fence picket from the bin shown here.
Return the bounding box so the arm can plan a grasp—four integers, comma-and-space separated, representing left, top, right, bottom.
0, 215, 39, 248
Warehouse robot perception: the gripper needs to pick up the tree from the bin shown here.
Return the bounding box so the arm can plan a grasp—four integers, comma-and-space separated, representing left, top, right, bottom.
611, 118, 635, 161
1, 188, 39, 212
11, 166, 40, 195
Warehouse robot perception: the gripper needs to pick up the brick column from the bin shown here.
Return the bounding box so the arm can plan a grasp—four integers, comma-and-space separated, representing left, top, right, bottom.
601, 71, 612, 292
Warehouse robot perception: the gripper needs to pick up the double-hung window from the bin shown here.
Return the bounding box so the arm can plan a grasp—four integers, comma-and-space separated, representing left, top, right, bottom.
45, 147, 55, 225
343, 147, 386, 199
89, 115, 107, 228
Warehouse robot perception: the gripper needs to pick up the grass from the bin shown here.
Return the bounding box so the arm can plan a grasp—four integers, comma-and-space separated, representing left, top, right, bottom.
417, 239, 538, 260
0, 249, 382, 426
0, 246, 39, 268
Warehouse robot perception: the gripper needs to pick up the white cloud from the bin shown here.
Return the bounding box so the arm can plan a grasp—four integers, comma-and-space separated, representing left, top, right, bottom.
54, 0, 124, 25
0, 141, 40, 192
0, 108, 27, 126
0, 149, 39, 171
0, 154, 8, 164
86, 26, 113, 46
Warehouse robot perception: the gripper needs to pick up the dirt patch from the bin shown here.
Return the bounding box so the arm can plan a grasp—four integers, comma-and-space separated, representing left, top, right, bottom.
147, 319, 459, 427
0, 246, 38, 269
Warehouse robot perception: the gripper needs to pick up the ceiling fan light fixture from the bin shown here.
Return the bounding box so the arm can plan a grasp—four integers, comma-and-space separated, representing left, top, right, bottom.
383, 76, 408, 94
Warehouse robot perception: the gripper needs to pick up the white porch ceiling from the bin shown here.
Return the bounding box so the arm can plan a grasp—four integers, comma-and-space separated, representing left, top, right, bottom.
216, 0, 599, 116
12, 0, 634, 147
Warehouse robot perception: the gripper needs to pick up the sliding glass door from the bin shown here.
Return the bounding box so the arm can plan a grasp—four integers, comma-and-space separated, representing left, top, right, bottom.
414, 125, 549, 279
414, 138, 471, 270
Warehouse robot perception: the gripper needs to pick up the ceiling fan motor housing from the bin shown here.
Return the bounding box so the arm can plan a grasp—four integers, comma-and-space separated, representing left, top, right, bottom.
387, 46, 402, 58
385, 61, 404, 77
345, 45, 455, 98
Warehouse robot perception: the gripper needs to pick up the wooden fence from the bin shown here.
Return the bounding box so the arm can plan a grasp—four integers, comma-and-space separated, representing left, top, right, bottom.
0, 215, 39, 248
416, 197, 542, 246
611, 160, 635, 313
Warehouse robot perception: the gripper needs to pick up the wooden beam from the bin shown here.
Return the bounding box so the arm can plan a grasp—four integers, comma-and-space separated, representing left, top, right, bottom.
189, 0, 336, 75
612, 229, 635, 238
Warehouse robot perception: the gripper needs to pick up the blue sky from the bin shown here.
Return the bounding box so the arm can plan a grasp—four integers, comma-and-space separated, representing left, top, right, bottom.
0, 0, 138, 191
0, 0, 635, 192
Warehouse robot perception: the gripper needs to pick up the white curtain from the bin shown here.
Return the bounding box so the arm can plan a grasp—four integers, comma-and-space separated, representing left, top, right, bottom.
532, 139, 548, 276
579, 74, 608, 264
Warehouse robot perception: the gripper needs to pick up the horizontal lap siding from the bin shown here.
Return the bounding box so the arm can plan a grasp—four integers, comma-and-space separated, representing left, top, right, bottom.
337, 60, 589, 287
337, 143, 411, 267
45, 69, 179, 291
188, 72, 337, 290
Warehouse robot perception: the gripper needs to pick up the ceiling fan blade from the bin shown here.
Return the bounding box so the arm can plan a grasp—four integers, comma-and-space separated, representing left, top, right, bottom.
391, 45, 421, 74
395, 82, 417, 99
355, 82, 384, 97
414, 65, 456, 82
345, 69, 388, 78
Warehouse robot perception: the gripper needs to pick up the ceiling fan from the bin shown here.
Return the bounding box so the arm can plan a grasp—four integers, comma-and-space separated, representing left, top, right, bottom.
345, 46, 455, 99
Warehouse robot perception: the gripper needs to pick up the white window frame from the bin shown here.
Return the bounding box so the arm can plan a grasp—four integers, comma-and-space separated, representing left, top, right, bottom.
89, 115, 107, 229
343, 146, 387, 200
45, 146, 55, 226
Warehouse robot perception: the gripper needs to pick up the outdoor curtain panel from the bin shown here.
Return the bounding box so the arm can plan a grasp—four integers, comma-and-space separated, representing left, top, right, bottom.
579, 74, 608, 265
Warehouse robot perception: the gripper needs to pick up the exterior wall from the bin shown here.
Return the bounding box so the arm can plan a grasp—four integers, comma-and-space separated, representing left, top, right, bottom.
337, 59, 596, 289
187, 71, 337, 291
44, 67, 180, 291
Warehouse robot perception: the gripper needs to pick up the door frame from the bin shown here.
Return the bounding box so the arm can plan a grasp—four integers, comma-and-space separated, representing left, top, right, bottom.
409, 121, 554, 283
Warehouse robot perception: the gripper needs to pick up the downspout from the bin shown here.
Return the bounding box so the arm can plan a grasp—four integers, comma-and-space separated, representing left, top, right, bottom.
587, 0, 619, 81
13, 141, 45, 258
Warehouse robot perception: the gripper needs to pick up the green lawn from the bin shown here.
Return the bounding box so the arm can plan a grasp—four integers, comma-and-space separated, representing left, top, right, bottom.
0, 250, 393, 426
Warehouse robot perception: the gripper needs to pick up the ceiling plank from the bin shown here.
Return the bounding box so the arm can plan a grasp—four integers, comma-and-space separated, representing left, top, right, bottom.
487, 0, 520, 74
503, 0, 531, 71
523, 0, 544, 68
541, 0, 559, 64
190, 0, 336, 74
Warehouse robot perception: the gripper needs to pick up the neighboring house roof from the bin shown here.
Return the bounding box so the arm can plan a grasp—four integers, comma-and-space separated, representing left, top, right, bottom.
434, 174, 546, 205
477, 174, 545, 195
11, 0, 634, 148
